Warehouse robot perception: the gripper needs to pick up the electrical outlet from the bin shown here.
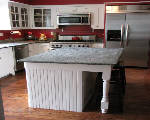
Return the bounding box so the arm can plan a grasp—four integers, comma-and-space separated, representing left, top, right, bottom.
0, 33, 4, 36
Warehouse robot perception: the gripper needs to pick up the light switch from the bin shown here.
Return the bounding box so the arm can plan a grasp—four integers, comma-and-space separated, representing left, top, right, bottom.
0, 33, 4, 36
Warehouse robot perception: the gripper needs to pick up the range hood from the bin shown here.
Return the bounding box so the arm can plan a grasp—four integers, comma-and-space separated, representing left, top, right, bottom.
106, 5, 150, 13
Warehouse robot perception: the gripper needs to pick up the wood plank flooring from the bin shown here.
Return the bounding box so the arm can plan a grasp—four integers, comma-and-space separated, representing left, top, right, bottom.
0, 68, 150, 120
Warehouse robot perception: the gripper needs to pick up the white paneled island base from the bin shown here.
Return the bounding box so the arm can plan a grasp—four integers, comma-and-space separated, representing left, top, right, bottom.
24, 62, 112, 113
21, 47, 123, 113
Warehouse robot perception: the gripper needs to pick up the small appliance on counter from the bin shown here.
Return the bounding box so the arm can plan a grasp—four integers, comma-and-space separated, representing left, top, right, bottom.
25, 32, 35, 40
50, 32, 57, 41
39, 33, 47, 41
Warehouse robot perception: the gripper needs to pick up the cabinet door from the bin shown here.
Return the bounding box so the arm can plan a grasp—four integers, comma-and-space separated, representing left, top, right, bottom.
57, 6, 78, 13
76, 6, 90, 13
10, 5, 20, 28
32, 7, 56, 29
89, 4, 105, 29
89, 7, 99, 29
97, 4, 105, 29
57, 5, 90, 13
21, 7, 29, 28
9, 2, 30, 29
33, 9, 43, 27
0, 47, 15, 78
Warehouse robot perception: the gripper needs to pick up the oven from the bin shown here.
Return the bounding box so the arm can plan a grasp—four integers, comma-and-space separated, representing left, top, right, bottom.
50, 35, 101, 49
50, 42, 92, 49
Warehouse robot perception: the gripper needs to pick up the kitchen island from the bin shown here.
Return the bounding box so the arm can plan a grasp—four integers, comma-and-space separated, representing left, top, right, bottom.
20, 47, 123, 113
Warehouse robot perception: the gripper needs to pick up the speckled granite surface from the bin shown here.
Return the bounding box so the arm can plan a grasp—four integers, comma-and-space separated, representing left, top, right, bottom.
0, 43, 30, 49
20, 48, 123, 65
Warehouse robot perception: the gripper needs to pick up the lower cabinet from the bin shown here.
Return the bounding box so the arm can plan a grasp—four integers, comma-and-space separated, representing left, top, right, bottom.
29, 43, 50, 56
0, 43, 50, 78
0, 47, 15, 78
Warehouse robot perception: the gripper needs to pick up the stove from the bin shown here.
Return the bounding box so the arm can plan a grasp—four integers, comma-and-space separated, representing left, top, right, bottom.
50, 35, 102, 49
50, 42, 93, 48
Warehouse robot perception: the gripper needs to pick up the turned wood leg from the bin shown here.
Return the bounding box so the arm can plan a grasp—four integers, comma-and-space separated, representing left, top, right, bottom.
101, 66, 111, 113
101, 79, 110, 113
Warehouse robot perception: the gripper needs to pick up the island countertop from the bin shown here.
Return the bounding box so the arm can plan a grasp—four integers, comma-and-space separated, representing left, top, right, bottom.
20, 47, 123, 65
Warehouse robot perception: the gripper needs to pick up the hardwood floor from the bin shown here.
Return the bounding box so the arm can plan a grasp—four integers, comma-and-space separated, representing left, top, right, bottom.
0, 68, 150, 120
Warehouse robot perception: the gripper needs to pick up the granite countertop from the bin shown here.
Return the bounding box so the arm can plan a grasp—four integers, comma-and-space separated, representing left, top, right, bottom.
0, 40, 51, 49
0, 42, 30, 49
20, 47, 123, 65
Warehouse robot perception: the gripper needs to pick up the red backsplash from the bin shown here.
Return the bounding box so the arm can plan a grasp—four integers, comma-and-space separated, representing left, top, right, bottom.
24, 26, 104, 40
0, 30, 24, 41
0, 26, 104, 41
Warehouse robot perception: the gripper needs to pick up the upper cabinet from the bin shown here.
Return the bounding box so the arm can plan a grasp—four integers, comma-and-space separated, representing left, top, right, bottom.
56, 4, 105, 29
1, 3, 104, 30
0, 0, 12, 30
9, 2, 30, 29
20, 7, 29, 27
31, 6, 57, 29
97, 4, 105, 29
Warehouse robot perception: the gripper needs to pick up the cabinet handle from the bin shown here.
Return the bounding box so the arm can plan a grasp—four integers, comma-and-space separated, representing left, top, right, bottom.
0, 57, 1, 60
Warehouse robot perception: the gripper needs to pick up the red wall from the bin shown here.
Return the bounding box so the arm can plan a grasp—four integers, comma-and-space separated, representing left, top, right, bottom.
10, 0, 30, 4
11, 0, 150, 5
28, 0, 150, 5
0, 30, 24, 41
0, 26, 104, 41
7, 0, 150, 41
25, 26, 104, 40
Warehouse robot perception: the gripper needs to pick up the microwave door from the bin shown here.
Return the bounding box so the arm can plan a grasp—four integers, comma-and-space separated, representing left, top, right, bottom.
59, 17, 81, 25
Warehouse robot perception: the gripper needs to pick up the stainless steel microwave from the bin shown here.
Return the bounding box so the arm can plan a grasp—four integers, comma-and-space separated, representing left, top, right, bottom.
57, 13, 91, 25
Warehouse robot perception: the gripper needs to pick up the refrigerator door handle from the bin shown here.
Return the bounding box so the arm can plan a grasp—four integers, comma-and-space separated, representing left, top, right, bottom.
126, 24, 129, 46
121, 24, 124, 47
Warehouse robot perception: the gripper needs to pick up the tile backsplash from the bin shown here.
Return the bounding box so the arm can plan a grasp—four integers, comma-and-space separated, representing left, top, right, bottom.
0, 25, 104, 41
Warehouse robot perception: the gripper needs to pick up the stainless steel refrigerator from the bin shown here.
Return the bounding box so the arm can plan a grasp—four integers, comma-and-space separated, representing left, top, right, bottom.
105, 5, 150, 67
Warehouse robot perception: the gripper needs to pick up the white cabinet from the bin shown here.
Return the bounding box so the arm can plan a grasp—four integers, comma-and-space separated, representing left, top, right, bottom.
0, 1, 30, 30
0, 47, 15, 78
0, 1, 12, 30
56, 4, 105, 29
98, 4, 105, 29
29, 43, 50, 56
86, 4, 105, 29
9, 2, 30, 29
31, 6, 57, 29
56, 5, 89, 13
